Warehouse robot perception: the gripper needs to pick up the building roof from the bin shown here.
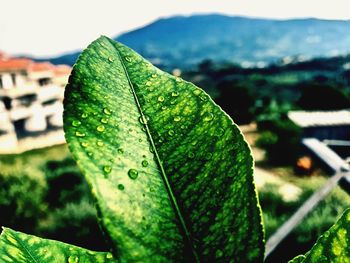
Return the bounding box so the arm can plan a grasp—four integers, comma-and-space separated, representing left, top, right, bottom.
288, 110, 350, 127
0, 58, 33, 71
0, 56, 71, 75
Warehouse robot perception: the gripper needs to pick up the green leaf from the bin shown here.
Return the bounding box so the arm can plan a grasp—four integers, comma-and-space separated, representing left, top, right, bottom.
298, 208, 350, 263
64, 36, 264, 262
288, 255, 306, 263
0, 227, 115, 262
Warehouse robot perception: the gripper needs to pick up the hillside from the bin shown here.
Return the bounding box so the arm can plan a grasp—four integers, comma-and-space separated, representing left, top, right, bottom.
38, 14, 350, 68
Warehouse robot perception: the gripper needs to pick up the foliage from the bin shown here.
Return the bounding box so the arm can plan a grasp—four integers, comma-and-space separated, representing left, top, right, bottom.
215, 80, 255, 124
63, 36, 263, 262
296, 82, 350, 111
1, 37, 350, 263
289, 208, 350, 263
0, 166, 47, 234
0, 228, 114, 263
256, 118, 301, 165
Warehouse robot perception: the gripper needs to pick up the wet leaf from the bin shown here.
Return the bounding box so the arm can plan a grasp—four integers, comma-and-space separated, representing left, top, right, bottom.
64, 36, 264, 262
0, 227, 115, 262
294, 208, 350, 263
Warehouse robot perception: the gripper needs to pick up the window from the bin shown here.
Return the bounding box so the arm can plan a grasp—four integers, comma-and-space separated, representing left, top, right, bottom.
10, 73, 16, 86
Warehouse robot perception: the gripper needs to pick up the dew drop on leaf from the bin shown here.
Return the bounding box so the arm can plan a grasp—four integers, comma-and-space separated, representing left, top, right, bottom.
108, 57, 114, 62
188, 152, 195, 159
81, 113, 88, 119
96, 140, 104, 147
118, 148, 124, 154
125, 56, 132, 62
80, 142, 88, 148
193, 89, 201, 96
151, 74, 157, 78
171, 91, 179, 97
168, 130, 175, 136
142, 160, 149, 167
117, 184, 125, 191
101, 118, 108, 124
157, 96, 164, 102
97, 125, 105, 132
72, 120, 81, 127
68, 256, 79, 263
174, 116, 181, 122
75, 131, 85, 137
128, 169, 139, 179
139, 115, 148, 125
204, 113, 214, 122
106, 252, 114, 259
103, 108, 112, 115
103, 166, 112, 174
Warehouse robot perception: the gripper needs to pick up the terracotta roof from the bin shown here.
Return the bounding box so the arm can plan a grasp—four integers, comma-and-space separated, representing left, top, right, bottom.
53, 65, 71, 76
29, 62, 54, 72
288, 110, 350, 127
0, 58, 33, 71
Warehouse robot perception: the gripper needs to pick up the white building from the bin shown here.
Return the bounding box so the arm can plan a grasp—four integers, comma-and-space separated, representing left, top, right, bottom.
0, 52, 71, 153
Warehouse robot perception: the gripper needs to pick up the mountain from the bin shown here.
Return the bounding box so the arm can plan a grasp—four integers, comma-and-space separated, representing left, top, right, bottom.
39, 14, 350, 68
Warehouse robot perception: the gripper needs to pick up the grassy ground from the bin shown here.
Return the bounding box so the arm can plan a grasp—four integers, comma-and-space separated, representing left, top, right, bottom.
257, 165, 350, 262
1, 143, 350, 262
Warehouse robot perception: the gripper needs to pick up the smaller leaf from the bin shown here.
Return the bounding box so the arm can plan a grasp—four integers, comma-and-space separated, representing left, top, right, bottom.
0, 227, 115, 263
298, 208, 350, 263
288, 255, 306, 263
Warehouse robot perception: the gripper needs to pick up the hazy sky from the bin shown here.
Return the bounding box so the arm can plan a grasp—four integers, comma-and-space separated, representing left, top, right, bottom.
2, 0, 350, 57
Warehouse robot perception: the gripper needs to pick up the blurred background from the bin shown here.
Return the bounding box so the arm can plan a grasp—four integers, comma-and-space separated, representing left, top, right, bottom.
2, 0, 350, 261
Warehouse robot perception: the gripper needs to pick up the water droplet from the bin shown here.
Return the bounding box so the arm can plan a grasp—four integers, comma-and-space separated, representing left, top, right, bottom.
191, 141, 197, 146
217, 128, 225, 136
171, 91, 179, 97
97, 125, 105, 132
200, 95, 208, 101
75, 131, 85, 137
118, 148, 124, 154
80, 142, 88, 148
180, 125, 186, 129
175, 77, 182, 82
142, 160, 149, 167
206, 153, 213, 160
103, 108, 112, 115
97, 141, 104, 147
117, 184, 124, 191
81, 113, 88, 119
145, 81, 152, 86
149, 147, 154, 153
139, 115, 149, 125
168, 130, 175, 136
101, 118, 108, 124
125, 56, 132, 62
161, 106, 167, 111
72, 120, 81, 127
106, 252, 113, 259
174, 116, 181, 122
108, 57, 114, 62
151, 74, 157, 78
128, 169, 138, 180
103, 166, 112, 174
204, 113, 214, 122
188, 152, 195, 159
138, 138, 142, 142
68, 256, 79, 263
157, 96, 164, 102
170, 100, 176, 105
87, 152, 93, 156
193, 89, 201, 96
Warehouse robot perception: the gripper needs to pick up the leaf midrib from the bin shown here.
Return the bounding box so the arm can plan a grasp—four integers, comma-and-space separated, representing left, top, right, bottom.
108, 38, 200, 262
